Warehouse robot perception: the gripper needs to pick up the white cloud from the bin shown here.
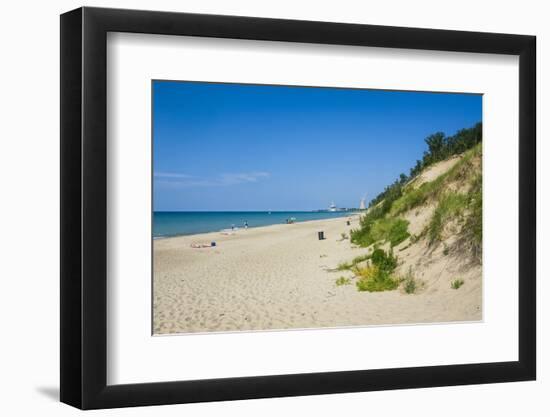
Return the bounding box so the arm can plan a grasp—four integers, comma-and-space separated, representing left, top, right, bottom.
219, 172, 270, 185
154, 171, 270, 187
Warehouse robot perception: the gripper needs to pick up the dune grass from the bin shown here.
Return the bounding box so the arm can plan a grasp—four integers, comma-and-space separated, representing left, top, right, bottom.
390, 142, 481, 217
335, 276, 352, 286
465, 173, 482, 258
351, 144, 481, 249
390, 176, 443, 216
335, 261, 353, 271
352, 253, 371, 265
399, 267, 421, 294
426, 154, 482, 248
335, 253, 371, 271
427, 192, 469, 243
351, 217, 410, 248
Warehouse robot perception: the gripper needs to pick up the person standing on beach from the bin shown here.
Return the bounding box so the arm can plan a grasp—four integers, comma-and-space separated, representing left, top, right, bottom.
244, 221, 248, 230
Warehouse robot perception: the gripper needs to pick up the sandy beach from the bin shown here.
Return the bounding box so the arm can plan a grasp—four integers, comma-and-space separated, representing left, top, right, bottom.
153, 214, 482, 334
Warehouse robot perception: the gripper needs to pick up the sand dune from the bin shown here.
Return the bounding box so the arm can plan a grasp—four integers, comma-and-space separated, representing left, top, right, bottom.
153, 214, 481, 335
409, 155, 462, 188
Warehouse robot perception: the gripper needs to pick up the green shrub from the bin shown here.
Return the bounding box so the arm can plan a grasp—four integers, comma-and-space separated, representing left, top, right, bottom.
400, 267, 421, 294
370, 249, 385, 265
350, 228, 368, 247
370, 248, 398, 274
353, 249, 400, 292
387, 219, 410, 247
350, 205, 385, 246
351, 218, 409, 248
355, 265, 399, 292
404, 277, 417, 294
451, 279, 464, 289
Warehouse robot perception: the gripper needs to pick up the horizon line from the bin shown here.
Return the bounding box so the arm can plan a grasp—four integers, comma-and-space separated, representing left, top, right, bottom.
153, 209, 362, 213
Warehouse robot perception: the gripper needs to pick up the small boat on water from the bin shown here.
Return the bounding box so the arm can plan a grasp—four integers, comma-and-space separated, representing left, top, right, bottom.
328, 201, 344, 212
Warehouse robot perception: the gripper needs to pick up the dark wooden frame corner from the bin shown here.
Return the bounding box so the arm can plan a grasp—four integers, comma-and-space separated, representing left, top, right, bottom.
61, 6, 536, 409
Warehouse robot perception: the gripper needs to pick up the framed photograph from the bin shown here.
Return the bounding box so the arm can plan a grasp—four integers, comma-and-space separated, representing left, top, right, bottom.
60, 7, 536, 409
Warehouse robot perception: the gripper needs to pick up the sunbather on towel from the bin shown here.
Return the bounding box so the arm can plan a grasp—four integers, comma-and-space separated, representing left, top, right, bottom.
190, 242, 212, 248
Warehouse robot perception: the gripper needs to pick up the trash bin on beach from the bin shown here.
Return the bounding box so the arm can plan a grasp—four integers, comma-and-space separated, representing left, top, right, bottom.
346, 220, 351, 226
211, 241, 216, 247
318, 231, 325, 240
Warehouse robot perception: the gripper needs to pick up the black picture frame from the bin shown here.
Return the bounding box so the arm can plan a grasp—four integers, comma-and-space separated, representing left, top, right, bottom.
60, 6, 536, 410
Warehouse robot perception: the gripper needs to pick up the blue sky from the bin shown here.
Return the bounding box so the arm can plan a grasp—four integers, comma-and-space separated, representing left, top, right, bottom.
153, 81, 481, 211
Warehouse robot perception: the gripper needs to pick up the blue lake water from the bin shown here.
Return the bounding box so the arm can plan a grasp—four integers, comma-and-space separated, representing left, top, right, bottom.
153, 211, 354, 238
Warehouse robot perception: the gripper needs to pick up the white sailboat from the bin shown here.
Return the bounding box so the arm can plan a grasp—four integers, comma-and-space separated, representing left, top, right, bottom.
359, 195, 366, 210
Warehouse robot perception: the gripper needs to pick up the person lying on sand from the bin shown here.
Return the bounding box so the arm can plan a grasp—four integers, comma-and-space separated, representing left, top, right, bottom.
190, 242, 214, 248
